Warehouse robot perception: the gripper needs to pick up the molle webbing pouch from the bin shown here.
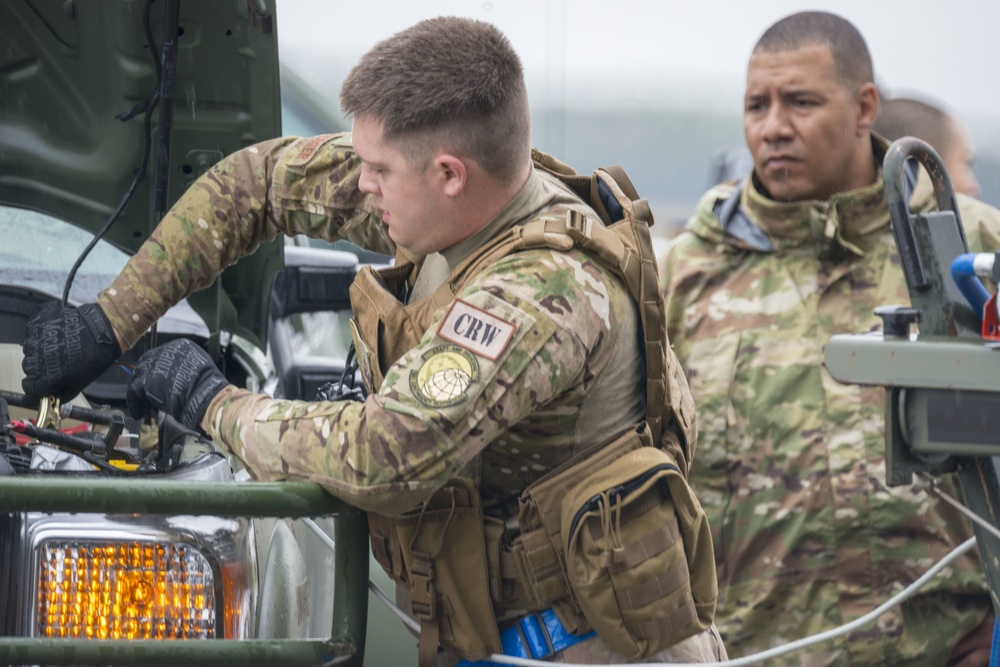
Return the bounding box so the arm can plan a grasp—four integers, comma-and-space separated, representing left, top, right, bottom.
561, 445, 711, 659
512, 423, 651, 633
392, 477, 501, 666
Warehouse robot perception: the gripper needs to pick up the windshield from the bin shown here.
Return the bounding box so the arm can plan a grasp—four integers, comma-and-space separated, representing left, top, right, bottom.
0, 208, 128, 304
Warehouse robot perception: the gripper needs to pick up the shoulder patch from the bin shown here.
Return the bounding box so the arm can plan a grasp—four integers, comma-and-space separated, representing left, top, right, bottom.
409, 345, 479, 407
437, 298, 517, 360
290, 134, 337, 165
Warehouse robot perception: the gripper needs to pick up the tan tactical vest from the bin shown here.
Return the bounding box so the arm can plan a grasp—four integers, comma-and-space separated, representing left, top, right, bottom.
349, 154, 717, 666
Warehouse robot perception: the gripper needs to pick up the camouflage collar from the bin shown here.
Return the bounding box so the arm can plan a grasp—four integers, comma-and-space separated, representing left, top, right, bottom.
742, 169, 889, 257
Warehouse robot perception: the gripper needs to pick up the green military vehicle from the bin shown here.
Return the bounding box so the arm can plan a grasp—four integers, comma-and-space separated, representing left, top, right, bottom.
0, 1, 416, 664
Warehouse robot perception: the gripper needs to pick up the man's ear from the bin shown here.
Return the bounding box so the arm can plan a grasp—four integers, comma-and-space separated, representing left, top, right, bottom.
857, 82, 879, 134
435, 154, 467, 197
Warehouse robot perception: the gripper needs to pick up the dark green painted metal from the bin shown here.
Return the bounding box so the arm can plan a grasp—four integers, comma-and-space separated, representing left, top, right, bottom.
0, 477, 348, 516
883, 137, 964, 292
954, 458, 1000, 617
332, 509, 369, 665
883, 388, 952, 487
883, 138, 978, 337
0, 638, 356, 666
0, 477, 370, 667
0, 0, 285, 351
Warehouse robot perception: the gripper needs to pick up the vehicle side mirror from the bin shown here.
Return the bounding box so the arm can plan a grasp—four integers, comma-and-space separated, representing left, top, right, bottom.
270, 245, 358, 321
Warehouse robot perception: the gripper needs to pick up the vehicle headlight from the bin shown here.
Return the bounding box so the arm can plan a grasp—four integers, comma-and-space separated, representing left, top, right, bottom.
24, 514, 256, 640
36, 540, 216, 639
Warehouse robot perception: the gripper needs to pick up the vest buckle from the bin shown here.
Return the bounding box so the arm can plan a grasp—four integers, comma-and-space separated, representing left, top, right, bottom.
409, 551, 437, 622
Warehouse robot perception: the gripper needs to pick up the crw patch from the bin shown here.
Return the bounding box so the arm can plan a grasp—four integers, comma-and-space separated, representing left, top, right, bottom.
409, 345, 480, 407
436, 299, 516, 360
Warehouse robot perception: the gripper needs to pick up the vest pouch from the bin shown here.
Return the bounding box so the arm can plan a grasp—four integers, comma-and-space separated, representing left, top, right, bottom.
394, 477, 502, 663
514, 423, 651, 631
560, 446, 706, 659
368, 512, 406, 584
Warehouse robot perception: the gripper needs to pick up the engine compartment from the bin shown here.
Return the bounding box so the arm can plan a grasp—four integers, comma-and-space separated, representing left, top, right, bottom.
0, 282, 245, 480
0, 388, 224, 478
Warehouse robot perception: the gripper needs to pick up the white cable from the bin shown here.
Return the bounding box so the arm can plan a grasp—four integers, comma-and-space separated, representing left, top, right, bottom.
304, 518, 980, 667
368, 575, 421, 633
301, 516, 337, 552
484, 536, 978, 667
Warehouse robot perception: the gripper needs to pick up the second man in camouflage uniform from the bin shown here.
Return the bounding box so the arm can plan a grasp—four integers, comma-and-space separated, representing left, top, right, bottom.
659, 10, 998, 667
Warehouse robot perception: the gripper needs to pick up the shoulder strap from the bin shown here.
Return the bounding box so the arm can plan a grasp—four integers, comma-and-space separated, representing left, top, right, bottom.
439, 161, 694, 465
589, 167, 672, 453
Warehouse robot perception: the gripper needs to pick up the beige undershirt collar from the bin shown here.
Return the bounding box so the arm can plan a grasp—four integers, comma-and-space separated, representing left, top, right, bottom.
409, 168, 584, 301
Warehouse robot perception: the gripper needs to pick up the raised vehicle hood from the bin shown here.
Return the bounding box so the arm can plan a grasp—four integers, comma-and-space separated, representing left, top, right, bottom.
0, 0, 283, 350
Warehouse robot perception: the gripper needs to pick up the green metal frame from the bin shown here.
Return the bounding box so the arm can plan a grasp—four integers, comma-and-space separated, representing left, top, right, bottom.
0, 478, 369, 667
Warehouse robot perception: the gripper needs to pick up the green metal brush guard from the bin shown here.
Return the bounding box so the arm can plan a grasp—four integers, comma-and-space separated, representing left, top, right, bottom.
0, 478, 369, 667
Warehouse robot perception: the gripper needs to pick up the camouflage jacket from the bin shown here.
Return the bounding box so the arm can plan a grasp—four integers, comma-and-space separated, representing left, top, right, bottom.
658, 138, 1000, 666
97, 133, 645, 518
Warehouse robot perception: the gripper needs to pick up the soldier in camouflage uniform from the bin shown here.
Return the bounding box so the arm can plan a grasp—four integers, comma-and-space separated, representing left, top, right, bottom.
659, 11, 999, 667
21, 16, 724, 666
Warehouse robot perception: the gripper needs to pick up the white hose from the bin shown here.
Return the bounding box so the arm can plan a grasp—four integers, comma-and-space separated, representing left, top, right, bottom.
303, 477, 986, 667
483, 537, 977, 667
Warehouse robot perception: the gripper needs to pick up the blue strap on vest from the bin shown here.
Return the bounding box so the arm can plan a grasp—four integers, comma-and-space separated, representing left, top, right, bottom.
455, 608, 596, 666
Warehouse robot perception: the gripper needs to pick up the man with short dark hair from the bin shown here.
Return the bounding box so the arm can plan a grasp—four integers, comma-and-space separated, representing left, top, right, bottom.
22, 16, 725, 666
660, 10, 999, 667
874, 95, 981, 198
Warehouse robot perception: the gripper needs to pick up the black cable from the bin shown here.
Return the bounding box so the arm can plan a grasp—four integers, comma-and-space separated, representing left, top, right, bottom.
143, 0, 162, 82
60, 0, 162, 306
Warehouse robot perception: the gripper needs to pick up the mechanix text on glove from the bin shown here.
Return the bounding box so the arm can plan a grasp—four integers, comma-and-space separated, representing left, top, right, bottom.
21, 303, 122, 402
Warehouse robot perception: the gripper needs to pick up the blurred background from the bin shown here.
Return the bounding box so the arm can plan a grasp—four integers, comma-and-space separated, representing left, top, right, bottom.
275, 0, 1000, 238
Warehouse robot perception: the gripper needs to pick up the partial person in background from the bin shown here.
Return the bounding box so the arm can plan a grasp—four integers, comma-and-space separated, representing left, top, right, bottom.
659, 10, 999, 667
874, 95, 981, 197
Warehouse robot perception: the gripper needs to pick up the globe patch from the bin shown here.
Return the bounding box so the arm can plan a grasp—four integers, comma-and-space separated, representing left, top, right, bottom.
409, 345, 480, 407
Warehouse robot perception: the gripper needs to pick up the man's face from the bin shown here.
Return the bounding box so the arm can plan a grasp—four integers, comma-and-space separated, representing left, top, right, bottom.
744, 44, 872, 202
352, 115, 453, 256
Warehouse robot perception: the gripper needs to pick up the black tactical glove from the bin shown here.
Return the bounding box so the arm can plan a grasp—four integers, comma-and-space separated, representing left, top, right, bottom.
126, 339, 229, 432
21, 303, 122, 402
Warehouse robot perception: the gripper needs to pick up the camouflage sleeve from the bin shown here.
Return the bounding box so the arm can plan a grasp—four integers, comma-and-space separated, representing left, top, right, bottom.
658, 232, 705, 367
97, 133, 389, 347
202, 248, 627, 515
957, 194, 1000, 254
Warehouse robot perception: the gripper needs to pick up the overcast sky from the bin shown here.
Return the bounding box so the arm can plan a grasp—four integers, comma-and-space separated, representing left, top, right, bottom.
276, 1, 1000, 149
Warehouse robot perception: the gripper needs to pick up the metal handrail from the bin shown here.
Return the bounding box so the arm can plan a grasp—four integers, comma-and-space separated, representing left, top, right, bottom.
0, 477, 369, 667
